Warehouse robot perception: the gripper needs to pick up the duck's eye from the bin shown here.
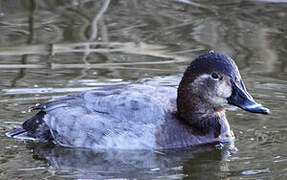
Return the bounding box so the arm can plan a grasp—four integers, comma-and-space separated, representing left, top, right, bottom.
211, 72, 220, 80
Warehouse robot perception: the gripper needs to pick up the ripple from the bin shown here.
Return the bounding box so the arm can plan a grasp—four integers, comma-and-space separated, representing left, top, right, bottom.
241, 168, 270, 175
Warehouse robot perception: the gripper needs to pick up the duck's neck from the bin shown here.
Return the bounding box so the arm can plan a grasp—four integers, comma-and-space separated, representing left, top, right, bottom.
177, 89, 231, 137
177, 86, 215, 121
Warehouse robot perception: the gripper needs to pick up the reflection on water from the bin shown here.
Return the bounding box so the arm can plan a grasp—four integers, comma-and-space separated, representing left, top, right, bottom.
0, 0, 286, 179
26, 142, 232, 179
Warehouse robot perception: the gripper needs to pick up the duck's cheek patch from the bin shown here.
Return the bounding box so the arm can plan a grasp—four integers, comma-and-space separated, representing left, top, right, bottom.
210, 96, 228, 106
217, 80, 232, 98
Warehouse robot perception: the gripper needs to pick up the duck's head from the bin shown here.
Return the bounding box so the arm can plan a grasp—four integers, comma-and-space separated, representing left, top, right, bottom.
177, 51, 269, 122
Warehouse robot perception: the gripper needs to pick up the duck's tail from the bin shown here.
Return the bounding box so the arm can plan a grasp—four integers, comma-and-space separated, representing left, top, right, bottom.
6, 127, 27, 138
6, 111, 52, 142
6, 126, 38, 141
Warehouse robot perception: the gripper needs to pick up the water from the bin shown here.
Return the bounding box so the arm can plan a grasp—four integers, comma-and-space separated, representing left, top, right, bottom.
0, 0, 286, 179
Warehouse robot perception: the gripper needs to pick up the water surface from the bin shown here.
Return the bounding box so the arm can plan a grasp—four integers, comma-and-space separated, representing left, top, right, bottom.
0, 0, 286, 179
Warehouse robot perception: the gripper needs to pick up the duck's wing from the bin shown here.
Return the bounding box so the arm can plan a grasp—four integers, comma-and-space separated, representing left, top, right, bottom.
9, 85, 177, 149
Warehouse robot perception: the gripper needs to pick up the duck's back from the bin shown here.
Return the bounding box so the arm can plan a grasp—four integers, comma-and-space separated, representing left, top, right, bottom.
10, 85, 177, 149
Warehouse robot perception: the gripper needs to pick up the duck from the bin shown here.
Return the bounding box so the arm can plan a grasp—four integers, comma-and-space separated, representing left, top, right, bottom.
6, 51, 269, 150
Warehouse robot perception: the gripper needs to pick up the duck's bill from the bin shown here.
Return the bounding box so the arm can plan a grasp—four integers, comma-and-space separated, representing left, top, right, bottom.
227, 79, 269, 114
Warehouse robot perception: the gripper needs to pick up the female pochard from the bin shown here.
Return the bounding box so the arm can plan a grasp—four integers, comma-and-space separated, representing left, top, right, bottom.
6, 51, 269, 150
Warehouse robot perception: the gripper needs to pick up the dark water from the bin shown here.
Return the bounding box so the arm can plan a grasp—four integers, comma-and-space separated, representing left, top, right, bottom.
0, 0, 286, 179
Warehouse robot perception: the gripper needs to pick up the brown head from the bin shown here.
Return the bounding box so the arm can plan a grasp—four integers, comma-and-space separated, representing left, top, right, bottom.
177, 51, 269, 125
